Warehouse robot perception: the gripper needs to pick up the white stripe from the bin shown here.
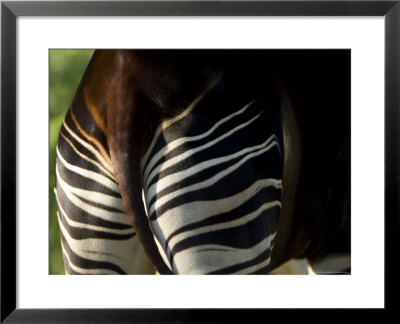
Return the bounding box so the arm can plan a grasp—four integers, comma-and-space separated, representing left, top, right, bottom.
57, 146, 120, 193
56, 168, 131, 225
141, 100, 257, 180
172, 233, 276, 274
58, 212, 130, 273
56, 166, 125, 211
140, 125, 163, 174
61, 244, 118, 275
148, 140, 279, 216
146, 134, 277, 203
150, 178, 282, 248
167, 200, 281, 252
144, 111, 264, 190
63, 120, 114, 174
60, 130, 116, 181
142, 189, 148, 216
55, 191, 134, 236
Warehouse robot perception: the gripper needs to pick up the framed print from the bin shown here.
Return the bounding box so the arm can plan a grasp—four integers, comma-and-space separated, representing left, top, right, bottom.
1, 0, 398, 322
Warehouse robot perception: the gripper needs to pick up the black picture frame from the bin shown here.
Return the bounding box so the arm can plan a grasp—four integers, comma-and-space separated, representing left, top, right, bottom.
1, 0, 398, 322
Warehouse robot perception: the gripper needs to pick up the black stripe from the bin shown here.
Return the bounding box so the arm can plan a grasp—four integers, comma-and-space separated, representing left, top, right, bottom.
55, 183, 132, 230
56, 159, 122, 198
58, 207, 135, 241
61, 232, 126, 274
147, 142, 280, 208
57, 126, 116, 183
150, 173, 281, 222
62, 255, 81, 275
165, 186, 281, 244
207, 249, 271, 274
74, 195, 125, 214
170, 207, 278, 255
59, 125, 99, 164
146, 153, 246, 207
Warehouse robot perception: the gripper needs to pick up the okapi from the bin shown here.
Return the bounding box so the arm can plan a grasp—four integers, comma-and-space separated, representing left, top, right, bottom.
55, 50, 350, 274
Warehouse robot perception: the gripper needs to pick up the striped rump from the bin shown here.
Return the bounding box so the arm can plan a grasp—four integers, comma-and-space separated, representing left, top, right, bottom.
140, 90, 284, 274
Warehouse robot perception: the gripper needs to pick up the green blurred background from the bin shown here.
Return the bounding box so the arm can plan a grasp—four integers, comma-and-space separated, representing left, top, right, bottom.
49, 49, 94, 274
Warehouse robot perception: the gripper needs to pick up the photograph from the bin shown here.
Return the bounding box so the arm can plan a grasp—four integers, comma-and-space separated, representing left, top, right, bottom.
2, 0, 395, 320
50, 49, 350, 275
